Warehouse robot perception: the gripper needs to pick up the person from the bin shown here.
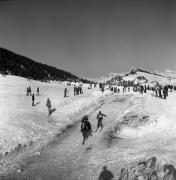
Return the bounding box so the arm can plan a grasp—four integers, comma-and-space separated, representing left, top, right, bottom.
98, 166, 114, 180
155, 88, 158, 97
102, 84, 105, 93
159, 87, 162, 99
32, 93, 35, 106
29, 86, 32, 96
64, 87, 68, 97
37, 87, 39, 96
26, 87, 29, 96
128, 87, 130, 93
80, 115, 92, 145
95, 111, 107, 132
74, 85, 76, 96
46, 98, 52, 115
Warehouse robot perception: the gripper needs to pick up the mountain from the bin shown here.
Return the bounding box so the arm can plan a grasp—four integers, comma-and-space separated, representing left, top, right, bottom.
106, 68, 176, 87
165, 69, 176, 79
85, 72, 120, 83
0, 48, 80, 82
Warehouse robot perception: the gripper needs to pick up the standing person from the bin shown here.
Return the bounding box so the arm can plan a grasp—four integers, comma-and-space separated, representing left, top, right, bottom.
155, 88, 158, 97
98, 166, 114, 180
64, 87, 68, 97
80, 115, 92, 145
159, 87, 162, 98
46, 98, 52, 115
75, 86, 78, 95
144, 85, 147, 93
95, 111, 107, 132
74, 85, 76, 96
101, 84, 105, 93
163, 88, 167, 99
80, 86, 83, 94
32, 93, 35, 106
128, 87, 130, 92
26, 87, 29, 96
37, 87, 39, 96
29, 86, 32, 96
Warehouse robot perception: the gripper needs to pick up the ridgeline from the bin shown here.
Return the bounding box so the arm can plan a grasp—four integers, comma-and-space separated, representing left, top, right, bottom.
0, 48, 91, 83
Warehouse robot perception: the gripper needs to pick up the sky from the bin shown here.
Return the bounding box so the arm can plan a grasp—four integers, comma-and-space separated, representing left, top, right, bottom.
0, 0, 176, 78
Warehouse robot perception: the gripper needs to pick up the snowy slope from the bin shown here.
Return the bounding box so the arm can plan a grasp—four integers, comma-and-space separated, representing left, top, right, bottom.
107, 68, 176, 87
2, 73, 176, 178
0, 75, 110, 155
85, 72, 120, 83
165, 69, 176, 79
120, 93, 176, 139
7, 88, 176, 180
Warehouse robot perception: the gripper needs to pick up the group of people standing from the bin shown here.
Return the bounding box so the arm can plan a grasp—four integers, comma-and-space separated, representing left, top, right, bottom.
74, 85, 83, 96
154, 86, 169, 99
26, 86, 54, 115
26, 86, 32, 96
26, 86, 39, 96
108, 81, 176, 101
26, 86, 40, 106
64, 84, 84, 97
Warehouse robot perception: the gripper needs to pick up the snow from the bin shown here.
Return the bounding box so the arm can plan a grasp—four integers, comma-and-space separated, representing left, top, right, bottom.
119, 92, 176, 140
2, 69, 176, 177
0, 75, 110, 154
123, 70, 176, 86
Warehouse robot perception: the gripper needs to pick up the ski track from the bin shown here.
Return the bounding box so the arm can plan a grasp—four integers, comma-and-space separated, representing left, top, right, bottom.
3, 94, 131, 180
1, 76, 176, 179
4, 92, 176, 180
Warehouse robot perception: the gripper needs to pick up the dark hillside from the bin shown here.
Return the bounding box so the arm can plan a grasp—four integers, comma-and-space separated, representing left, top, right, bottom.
0, 48, 79, 82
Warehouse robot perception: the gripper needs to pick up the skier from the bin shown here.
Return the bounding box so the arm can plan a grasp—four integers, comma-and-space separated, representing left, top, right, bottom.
95, 111, 107, 132
46, 98, 52, 115
80, 115, 92, 145
37, 87, 39, 96
32, 93, 35, 106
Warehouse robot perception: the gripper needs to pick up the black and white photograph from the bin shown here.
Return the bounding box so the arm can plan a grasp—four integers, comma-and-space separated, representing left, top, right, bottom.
0, 0, 176, 179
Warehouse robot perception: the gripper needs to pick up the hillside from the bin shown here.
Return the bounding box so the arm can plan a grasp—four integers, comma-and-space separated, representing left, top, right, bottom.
107, 68, 176, 87
85, 72, 121, 83
0, 48, 79, 82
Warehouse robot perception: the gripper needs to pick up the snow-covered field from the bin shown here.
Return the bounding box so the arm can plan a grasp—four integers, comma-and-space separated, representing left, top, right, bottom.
2, 71, 176, 179
0, 75, 110, 155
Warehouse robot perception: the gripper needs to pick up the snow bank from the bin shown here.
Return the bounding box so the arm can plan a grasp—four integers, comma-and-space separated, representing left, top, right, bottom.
119, 93, 176, 139
0, 75, 110, 154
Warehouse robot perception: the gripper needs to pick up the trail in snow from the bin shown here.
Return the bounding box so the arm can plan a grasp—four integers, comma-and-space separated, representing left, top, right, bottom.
5, 94, 131, 180
9, 92, 176, 180
2, 75, 176, 179
0, 75, 110, 155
